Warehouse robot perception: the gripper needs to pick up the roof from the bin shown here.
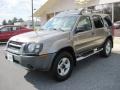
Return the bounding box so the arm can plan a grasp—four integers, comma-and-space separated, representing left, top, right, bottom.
55, 9, 109, 17
1, 25, 19, 27
0, 25, 22, 28
34, 0, 57, 17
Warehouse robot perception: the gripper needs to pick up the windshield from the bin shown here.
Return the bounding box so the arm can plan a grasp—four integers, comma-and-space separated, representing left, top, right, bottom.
41, 16, 78, 31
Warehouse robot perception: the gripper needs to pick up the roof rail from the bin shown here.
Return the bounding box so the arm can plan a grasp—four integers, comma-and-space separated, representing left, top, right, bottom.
80, 8, 103, 14
56, 8, 104, 16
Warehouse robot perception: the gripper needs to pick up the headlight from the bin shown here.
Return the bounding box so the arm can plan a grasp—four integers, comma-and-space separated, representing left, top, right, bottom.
24, 43, 43, 55
28, 43, 36, 53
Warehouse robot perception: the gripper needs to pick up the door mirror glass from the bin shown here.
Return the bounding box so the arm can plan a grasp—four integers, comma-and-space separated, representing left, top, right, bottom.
75, 26, 85, 33
75, 24, 91, 33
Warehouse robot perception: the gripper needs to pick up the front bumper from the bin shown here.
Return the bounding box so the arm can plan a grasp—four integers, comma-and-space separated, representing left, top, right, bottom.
5, 52, 56, 71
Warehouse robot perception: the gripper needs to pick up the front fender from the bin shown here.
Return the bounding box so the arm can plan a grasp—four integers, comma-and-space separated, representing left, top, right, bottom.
48, 38, 73, 53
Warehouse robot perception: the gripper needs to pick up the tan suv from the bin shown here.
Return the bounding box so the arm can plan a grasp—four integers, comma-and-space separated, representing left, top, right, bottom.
5, 9, 114, 81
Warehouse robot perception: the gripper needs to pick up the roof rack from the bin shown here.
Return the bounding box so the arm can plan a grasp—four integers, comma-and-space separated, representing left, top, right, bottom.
80, 8, 104, 14
56, 8, 104, 16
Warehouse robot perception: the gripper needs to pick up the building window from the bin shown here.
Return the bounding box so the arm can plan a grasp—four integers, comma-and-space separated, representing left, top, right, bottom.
88, 4, 112, 19
47, 13, 54, 20
114, 2, 120, 22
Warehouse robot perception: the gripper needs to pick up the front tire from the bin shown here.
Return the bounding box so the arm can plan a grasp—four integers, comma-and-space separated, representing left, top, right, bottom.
51, 51, 74, 81
100, 39, 112, 57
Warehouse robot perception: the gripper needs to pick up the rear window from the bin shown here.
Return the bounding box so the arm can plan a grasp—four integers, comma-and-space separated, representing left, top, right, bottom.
104, 16, 112, 27
92, 15, 104, 28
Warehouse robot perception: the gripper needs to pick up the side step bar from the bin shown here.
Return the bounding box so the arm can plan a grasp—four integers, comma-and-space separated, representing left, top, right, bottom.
76, 48, 103, 61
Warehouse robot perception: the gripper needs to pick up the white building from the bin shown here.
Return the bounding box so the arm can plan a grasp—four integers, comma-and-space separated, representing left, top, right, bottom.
34, 0, 120, 24
22, 20, 41, 30
14, 20, 41, 30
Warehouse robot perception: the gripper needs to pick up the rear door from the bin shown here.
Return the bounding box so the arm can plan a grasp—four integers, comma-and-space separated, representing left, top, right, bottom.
103, 16, 113, 35
10, 26, 31, 36
11, 26, 21, 36
19, 27, 32, 34
92, 15, 107, 46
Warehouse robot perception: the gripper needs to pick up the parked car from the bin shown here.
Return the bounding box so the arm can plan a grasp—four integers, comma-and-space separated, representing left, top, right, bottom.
5, 10, 114, 81
114, 21, 120, 29
0, 25, 33, 42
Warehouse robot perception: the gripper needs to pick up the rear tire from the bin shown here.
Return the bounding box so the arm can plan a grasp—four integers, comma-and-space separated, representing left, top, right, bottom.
51, 51, 74, 81
100, 39, 112, 57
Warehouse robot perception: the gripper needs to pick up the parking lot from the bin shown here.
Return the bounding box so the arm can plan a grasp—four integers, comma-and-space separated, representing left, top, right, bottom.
0, 38, 120, 90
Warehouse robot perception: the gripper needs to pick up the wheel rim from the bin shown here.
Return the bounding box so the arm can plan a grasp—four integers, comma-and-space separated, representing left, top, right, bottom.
57, 57, 70, 76
105, 41, 111, 55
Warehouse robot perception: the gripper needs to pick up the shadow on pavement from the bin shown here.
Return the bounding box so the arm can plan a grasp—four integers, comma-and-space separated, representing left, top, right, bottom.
24, 52, 120, 90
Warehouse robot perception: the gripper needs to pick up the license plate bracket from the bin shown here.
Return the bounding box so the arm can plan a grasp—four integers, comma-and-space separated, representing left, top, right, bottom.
7, 53, 13, 62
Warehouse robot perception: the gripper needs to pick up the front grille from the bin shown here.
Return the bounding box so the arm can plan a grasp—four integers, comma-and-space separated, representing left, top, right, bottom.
7, 41, 23, 54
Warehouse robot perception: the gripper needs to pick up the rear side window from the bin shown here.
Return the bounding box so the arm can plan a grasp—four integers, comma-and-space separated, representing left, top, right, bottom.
104, 16, 112, 27
92, 15, 104, 28
7, 27, 13, 31
12, 27, 17, 31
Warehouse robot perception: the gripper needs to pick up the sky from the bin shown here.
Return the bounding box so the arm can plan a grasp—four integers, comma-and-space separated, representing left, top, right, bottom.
0, 0, 47, 24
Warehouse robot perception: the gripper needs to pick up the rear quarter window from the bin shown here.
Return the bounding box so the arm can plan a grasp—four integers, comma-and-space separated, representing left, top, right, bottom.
104, 16, 112, 27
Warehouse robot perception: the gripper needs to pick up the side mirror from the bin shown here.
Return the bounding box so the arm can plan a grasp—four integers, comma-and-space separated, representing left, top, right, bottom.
75, 26, 85, 33
75, 24, 91, 33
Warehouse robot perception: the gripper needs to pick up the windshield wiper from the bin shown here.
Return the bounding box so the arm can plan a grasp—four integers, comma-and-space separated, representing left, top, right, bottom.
51, 28, 65, 32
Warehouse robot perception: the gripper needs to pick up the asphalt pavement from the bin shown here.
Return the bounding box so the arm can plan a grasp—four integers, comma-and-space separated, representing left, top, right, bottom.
0, 39, 120, 90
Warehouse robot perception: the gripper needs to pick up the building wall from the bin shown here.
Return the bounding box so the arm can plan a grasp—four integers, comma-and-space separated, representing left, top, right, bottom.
40, 15, 47, 25
40, 0, 77, 25
98, 0, 120, 4
39, 0, 101, 24
46, 0, 77, 14
40, 0, 120, 25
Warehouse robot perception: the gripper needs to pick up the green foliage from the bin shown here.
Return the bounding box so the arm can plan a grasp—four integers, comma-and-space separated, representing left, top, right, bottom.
2, 20, 7, 25
8, 20, 13, 25
12, 17, 17, 23
2, 17, 24, 25
18, 18, 24, 22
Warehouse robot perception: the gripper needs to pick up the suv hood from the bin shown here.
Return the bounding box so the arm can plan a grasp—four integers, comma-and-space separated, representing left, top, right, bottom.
10, 30, 69, 43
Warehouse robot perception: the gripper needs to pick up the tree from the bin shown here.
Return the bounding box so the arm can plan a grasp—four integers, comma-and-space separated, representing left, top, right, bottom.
2, 20, 7, 25
12, 17, 17, 24
18, 18, 24, 22
8, 20, 13, 25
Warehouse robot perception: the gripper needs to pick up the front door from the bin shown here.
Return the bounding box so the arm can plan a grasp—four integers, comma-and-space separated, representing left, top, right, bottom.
73, 16, 96, 54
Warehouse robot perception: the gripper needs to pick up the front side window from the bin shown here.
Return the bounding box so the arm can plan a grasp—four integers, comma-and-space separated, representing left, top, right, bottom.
0, 27, 9, 33
42, 16, 78, 31
93, 15, 104, 28
76, 16, 92, 33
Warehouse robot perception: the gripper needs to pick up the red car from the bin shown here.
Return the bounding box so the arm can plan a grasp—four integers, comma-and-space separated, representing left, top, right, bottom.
0, 25, 33, 42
